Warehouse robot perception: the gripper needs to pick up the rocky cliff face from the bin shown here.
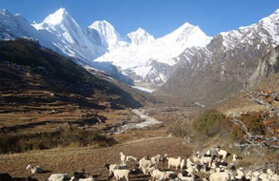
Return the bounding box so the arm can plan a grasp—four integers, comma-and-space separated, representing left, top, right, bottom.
249, 46, 279, 86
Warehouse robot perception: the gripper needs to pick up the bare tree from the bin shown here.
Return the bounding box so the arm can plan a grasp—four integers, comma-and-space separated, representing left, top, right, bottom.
230, 89, 279, 149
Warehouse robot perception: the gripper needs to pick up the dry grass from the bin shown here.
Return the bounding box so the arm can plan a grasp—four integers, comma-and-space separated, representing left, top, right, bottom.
0, 137, 192, 181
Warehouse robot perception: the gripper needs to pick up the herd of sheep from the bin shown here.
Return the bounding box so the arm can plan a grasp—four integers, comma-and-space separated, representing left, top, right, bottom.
1, 146, 278, 181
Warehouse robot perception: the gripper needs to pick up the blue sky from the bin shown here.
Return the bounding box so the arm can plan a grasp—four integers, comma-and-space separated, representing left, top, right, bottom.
1, 0, 279, 38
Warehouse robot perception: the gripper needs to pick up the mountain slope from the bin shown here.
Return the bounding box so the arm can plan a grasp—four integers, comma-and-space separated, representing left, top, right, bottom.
156, 8, 279, 105
0, 39, 142, 109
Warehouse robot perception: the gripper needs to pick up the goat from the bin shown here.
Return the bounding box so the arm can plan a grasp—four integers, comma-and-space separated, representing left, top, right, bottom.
151, 154, 161, 166
149, 167, 168, 181
217, 149, 231, 160
126, 156, 137, 162
112, 169, 130, 181
138, 157, 153, 174
232, 154, 243, 162
209, 170, 230, 181
105, 163, 127, 177
48, 174, 69, 181
167, 157, 181, 170
26, 164, 44, 174
120, 152, 126, 164
180, 159, 186, 171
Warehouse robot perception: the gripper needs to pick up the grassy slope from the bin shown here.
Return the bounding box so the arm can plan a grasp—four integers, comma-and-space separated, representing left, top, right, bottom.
0, 39, 142, 109
215, 73, 279, 115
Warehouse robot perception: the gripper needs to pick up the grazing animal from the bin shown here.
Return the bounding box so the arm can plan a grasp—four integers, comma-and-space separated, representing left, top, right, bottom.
200, 156, 212, 167
178, 172, 195, 181
149, 167, 168, 181
193, 151, 201, 163
251, 171, 261, 181
167, 157, 182, 170
26, 164, 44, 174
161, 154, 168, 166
0, 173, 12, 181
126, 156, 137, 162
130, 167, 141, 175
138, 158, 153, 174
120, 152, 126, 164
217, 149, 231, 160
70, 169, 86, 181
186, 158, 194, 168
70, 176, 95, 181
48, 174, 69, 181
235, 167, 245, 180
209, 171, 230, 181
232, 154, 243, 162
105, 164, 127, 177
112, 169, 130, 181
105, 164, 118, 177
165, 171, 177, 179
151, 154, 161, 166
180, 159, 186, 171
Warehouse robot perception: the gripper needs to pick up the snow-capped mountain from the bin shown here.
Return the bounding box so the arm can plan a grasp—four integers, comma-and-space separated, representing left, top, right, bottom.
157, 8, 279, 105
32, 8, 106, 60
89, 20, 128, 51
93, 22, 212, 88
0, 9, 58, 50
127, 28, 155, 45
2, 7, 279, 99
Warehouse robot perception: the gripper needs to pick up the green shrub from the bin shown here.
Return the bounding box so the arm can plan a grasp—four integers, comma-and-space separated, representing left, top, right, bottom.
193, 109, 229, 137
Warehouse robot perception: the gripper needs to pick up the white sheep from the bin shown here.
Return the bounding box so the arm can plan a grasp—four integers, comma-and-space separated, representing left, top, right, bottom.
151, 154, 161, 166
138, 158, 153, 174
149, 168, 167, 181
105, 163, 127, 177
186, 158, 194, 168
112, 169, 130, 181
48, 174, 69, 181
178, 172, 195, 181
199, 156, 212, 167
232, 154, 242, 162
251, 171, 261, 181
70, 177, 95, 181
26, 164, 43, 174
120, 152, 126, 164
209, 170, 230, 181
167, 157, 181, 170
235, 167, 245, 180
126, 156, 137, 162
193, 151, 201, 164
217, 149, 230, 160
180, 159, 186, 171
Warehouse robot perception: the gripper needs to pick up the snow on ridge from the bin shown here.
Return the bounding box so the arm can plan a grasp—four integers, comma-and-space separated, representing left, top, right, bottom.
127, 28, 155, 45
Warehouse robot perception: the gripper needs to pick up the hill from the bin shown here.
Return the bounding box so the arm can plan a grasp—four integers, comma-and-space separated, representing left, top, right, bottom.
0, 39, 145, 135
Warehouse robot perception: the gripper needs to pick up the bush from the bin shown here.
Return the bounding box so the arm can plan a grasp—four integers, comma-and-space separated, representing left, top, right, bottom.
231, 112, 267, 142
193, 109, 230, 137
167, 121, 192, 138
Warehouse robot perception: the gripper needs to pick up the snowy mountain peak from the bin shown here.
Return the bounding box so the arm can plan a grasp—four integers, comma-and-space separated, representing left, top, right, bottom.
127, 27, 155, 45
89, 20, 124, 49
33, 7, 77, 29
157, 22, 212, 48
